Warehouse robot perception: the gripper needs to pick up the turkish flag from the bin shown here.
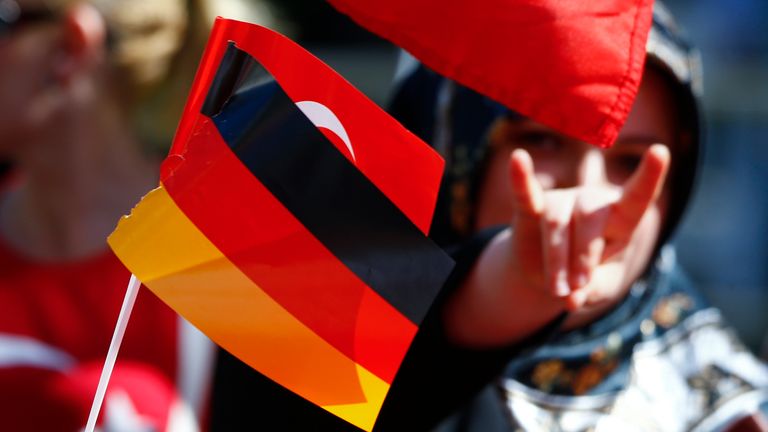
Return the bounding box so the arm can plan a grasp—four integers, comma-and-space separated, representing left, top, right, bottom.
328, 0, 654, 148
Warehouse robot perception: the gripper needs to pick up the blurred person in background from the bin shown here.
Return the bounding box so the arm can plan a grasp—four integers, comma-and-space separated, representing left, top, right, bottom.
0, 0, 211, 430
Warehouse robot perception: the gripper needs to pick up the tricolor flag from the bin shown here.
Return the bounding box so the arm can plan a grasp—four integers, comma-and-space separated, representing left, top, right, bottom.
108, 19, 454, 431
328, 0, 655, 148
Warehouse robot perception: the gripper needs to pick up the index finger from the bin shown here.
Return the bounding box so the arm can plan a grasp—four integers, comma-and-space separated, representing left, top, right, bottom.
509, 148, 545, 217
604, 144, 671, 243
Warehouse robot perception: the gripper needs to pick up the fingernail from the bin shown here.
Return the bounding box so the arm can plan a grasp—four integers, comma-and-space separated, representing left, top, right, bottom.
556, 271, 570, 296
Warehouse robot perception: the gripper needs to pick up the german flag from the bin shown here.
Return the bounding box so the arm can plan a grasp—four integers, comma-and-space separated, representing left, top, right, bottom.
108, 20, 453, 431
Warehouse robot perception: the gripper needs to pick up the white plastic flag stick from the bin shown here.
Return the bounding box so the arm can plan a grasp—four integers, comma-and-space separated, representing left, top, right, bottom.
84, 274, 142, 432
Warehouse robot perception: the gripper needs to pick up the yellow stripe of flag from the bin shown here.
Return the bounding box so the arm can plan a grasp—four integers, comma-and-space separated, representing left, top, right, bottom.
108, 186, 387, 431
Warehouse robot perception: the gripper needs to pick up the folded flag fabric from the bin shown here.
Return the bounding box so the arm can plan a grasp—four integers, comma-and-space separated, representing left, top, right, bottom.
328, 0, 655, 148
108, 19, 454, 432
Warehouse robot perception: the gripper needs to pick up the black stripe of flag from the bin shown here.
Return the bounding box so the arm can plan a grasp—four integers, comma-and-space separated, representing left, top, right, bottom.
201, 43, 453, 324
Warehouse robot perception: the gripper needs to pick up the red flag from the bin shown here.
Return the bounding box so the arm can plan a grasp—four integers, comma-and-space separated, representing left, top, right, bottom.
328, 0, 654, 148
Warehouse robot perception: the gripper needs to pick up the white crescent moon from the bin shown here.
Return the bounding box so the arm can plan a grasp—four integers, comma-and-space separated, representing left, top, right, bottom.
295, 100, 356, 163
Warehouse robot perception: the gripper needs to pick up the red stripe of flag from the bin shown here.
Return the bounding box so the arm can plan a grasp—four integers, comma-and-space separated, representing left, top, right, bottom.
162, 113, 417, 384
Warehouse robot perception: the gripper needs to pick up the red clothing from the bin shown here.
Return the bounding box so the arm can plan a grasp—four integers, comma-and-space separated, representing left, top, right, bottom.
0, 236, 184, 431
0, 237, 177, 375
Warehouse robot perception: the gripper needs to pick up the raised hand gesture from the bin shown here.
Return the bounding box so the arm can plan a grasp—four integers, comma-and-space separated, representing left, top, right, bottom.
444, 144, 670, 347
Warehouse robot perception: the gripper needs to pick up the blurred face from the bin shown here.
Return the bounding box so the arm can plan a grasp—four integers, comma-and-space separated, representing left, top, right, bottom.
475, 66, 680, 305
0, 0, 59, 151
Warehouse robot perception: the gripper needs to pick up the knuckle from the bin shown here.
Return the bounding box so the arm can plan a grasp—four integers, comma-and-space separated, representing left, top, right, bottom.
587, 237, 605, 257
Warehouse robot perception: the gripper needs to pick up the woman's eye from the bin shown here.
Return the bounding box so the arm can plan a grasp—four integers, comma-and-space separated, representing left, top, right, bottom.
612, 154, 643, 173
515, 131, 561, 151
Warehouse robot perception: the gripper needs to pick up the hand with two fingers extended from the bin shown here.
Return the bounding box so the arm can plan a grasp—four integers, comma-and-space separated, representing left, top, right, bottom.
508, 145, 670, 310
444, 144, 671, 347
